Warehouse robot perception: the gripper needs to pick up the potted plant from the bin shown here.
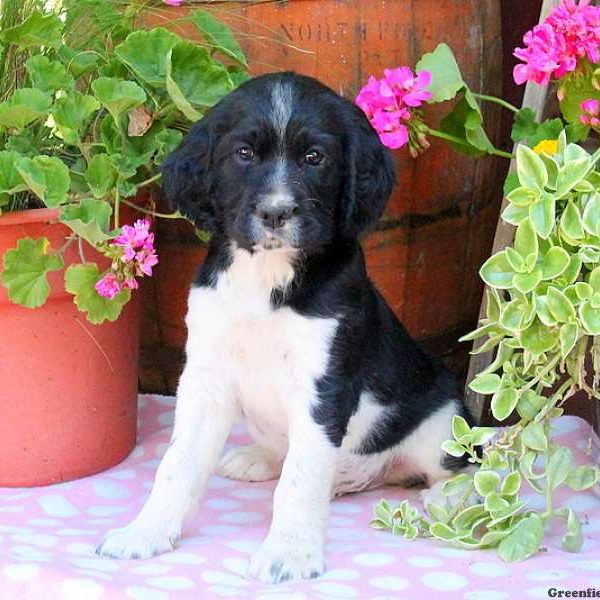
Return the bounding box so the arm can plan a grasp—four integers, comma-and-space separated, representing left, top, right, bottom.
362, 0, 600, 562
0, 0, 248, 486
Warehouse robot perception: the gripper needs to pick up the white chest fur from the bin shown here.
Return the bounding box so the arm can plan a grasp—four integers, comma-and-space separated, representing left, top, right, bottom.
184, 247, 338, 455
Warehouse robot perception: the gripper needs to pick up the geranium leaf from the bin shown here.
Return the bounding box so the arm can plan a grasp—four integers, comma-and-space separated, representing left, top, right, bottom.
0, 88, 51, 129
60, 198, 113, 245
0, 151, 27, 195
1, 238, 63, 308
91, 77, 146, 125
189, 9, 248, 66
16, 156, 70, 207
64, 263, 130, 324
85, 153, 118, 199
1, 11, 62, 48
25, 56, 74, 93
114, 27, 181, 87
53, 91, 100, 145
416, 43, 464, 103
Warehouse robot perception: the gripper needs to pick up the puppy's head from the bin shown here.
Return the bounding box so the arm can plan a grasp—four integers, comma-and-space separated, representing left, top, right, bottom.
161, 72, 395, 252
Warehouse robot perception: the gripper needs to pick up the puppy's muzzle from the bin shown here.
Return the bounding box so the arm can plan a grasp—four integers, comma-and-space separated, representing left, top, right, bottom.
256, 201, 296, 231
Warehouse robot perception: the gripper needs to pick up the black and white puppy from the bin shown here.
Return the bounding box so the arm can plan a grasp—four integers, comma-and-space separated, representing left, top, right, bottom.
98, 72, 471, 583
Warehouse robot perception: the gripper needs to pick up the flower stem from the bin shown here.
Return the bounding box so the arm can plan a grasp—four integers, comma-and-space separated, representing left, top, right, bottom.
120, 197, 183, 220
137, 172, 162, 189
426, 128, 513, 159
470, 93, 520, 114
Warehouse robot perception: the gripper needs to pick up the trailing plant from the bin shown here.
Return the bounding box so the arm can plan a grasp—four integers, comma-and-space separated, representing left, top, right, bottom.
360, 0, 600, 562
0, 0, 249, 323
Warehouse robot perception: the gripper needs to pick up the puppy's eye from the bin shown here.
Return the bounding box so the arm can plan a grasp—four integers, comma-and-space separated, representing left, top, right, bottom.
236, 146, 255, 162
304, 149, 324, 166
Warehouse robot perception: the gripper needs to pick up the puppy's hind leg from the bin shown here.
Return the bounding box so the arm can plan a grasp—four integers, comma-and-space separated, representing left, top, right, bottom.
97, 367, 236, 560
391, 400, 477, 508
218, 444, 283, 482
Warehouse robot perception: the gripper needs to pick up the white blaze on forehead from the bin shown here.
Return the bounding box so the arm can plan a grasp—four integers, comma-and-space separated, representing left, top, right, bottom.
270, 81, 294, 143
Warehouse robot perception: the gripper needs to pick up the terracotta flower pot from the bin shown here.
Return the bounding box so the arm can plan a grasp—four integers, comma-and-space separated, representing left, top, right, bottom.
0, 208, 139, 487
139, 0, 504, 392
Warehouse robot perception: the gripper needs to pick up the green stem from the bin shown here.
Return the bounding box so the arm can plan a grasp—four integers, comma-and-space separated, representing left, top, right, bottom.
120, 197, 182, 220
114, 182, 120, 229
470, 93, 520, 114
136, 172, 162, 189
426, 128, 513, 159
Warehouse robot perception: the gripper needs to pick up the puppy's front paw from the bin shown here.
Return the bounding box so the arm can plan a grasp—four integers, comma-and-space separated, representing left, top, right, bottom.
96, 519, 180, 560
248, 534, 325, 583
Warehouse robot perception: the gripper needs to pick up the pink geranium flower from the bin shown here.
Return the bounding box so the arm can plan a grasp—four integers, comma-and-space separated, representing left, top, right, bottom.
514, 0, 600, 85
356, 67, 432, 150
95, 273, 121, 299
580, 97, 600, 126
95, 218, 159, 299
162, 0, 182, 5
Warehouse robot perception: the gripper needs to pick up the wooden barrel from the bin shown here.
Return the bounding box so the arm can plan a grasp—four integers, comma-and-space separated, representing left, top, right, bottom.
139, 0, 504, 393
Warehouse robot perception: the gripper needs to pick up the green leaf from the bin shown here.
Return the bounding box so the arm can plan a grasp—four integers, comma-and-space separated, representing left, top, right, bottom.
85, 154, 118, 199
520, 318, 558, 354
590, 266, 600, 292
25, 56, 73, 93
547, 286, 576, 323
560, 201, 584, 239
582, 193, 600, 237
517, 390, 547, 420
64, 263, 130, 324
547, 447, 572, 490
497, 515, 543, 562
16, 156, 70, 207
529, 194, 555, 239
154, 128, 183, 164
426, 503, 450, 523
501, 471, 521, 495
529, 118, 564, 147
415, 43, 464, 103
480, 251, 515, 289
470, 426, 496, 446
0, 88, 51, 129
0, 11, 62, 48
511, 108, 538, 143
429, 522, 458, 541
53, 91, 100, 145
514, 218, 538, 259
560, 255, 582, 285
502, 203, 529, 226
439, 94, 490, 157
167, 41, 232, 113
500, 299, 527, 331
441, 440, 465, 458
503, 172, 521, 197
468, 373, 502, 395
58, 46, 101, 79
473, 470, 500, 497
513, 269, 542, 294
189, 9, 248, 66
541, 246, 570, 280
555, 507, 583, 553
559, 322, 578, 358
491, 388, 519, 421
516, 145, 547, 191
91, 77, 146, 125
60, 198, 113, 245
507, 186, 538, 208
1, 238, 63, 308
442, 473, 472, 496
452, 415, 471, 440
556, 157, 591, 198
521, 422, 548, 452
114, 28, 181, 87
579, 300, 600, 335
559, 72, 598, 124
0, 151, 27, 194
565, 465, 599, 491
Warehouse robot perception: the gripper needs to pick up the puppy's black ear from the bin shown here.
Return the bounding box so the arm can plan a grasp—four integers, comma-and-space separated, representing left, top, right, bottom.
342, 106, 396, 237
160, 119, 216, 231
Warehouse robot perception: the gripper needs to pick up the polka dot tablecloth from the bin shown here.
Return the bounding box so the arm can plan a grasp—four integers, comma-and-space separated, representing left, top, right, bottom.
1, 395, 600, 600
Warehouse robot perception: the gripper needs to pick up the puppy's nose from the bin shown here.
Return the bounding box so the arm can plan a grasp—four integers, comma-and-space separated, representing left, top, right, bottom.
256, 204, 295, 230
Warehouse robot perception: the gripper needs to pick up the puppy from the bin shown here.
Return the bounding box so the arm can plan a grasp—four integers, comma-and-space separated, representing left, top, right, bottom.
97, 72, 472, 583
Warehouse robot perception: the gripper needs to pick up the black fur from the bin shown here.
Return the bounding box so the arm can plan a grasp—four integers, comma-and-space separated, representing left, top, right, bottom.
162, 72, 470, 470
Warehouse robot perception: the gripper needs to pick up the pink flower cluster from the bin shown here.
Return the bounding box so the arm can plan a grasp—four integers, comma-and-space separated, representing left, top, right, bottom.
355, 67, 432, 149
514, 0, 600, 85
95, 218, 159, 300
162, 0, 182, 6
580, 97, 600, 126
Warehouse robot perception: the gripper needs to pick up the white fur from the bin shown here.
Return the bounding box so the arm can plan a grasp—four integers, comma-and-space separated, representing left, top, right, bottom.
98, 245, 459, 582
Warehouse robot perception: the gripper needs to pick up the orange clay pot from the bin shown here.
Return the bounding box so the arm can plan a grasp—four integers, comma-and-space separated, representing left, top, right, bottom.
0, 208, 139, 487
